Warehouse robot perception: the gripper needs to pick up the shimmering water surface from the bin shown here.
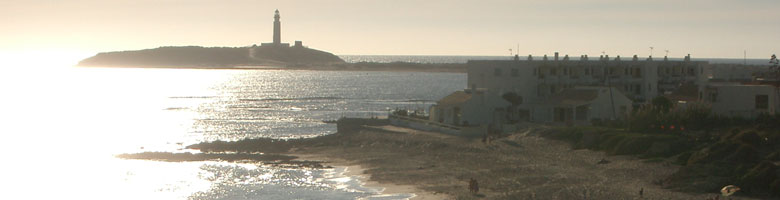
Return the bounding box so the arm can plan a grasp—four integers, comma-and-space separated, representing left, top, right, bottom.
1, 66, 464, 200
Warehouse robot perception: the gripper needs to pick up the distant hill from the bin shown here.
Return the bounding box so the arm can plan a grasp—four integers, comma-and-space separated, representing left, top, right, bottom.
78, 45, 345, 68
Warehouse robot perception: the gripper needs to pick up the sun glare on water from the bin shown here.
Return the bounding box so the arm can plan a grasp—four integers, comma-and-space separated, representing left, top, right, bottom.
0, 49, 224, 199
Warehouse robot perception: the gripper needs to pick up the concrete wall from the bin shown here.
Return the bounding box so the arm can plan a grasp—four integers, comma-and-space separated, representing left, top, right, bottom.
705, 84, 778, 118
431, 90, 511, 126
588, 87, 633, 120
525, 87, 633, 123
389, 115, 461, 135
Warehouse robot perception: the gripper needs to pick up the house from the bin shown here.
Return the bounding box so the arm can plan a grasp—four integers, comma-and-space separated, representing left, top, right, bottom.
702, 83, 779, 118
429, 89, 511, 126
527, 86, 633, 124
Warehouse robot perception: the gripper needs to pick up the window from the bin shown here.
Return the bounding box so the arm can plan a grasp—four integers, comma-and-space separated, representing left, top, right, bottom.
585, 68, 591, 75
688, 68, 695, 76
709, 93, 718, 102
494, 68, 502, 76
551, 68, 558, 75
756, 95, 769, 109
533, 68, 538, 76
563, 68, 568, 75
511, 68, 519, 77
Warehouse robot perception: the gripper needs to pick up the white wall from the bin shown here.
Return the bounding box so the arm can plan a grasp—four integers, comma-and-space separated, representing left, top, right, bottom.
708, 85, 778, 118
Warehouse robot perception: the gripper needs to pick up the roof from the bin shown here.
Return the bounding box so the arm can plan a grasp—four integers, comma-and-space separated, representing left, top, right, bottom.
665, 82, 699, 102
547, 88, 599, 106
437, 91, 472, 106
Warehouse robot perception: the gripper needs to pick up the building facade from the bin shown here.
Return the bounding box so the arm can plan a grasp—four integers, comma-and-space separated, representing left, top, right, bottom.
703, 83, 779, 118
428, 53, 708, 126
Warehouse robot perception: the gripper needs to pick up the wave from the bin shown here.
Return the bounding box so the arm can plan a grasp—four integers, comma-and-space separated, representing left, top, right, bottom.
239, 96, 346, 102
163, 107, 189, 110
366, 99, 435, 103
169, 96, 219, 99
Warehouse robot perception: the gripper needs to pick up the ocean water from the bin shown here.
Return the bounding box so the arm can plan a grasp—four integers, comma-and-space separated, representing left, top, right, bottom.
0, 66, 464, 200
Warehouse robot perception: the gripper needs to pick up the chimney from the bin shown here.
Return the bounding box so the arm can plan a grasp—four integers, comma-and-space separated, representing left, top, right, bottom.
647, 55, 652, 61
528, 54, 533, 61
554, 52, 559, 61
615, 55, 620, 61
563, 54, 569, 61
633, 55, 638, 61
543, 54, 548, 61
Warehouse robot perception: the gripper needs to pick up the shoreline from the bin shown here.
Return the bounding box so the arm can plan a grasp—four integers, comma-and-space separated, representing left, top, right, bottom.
120, 121, 761, 199
291, 154, 449, 200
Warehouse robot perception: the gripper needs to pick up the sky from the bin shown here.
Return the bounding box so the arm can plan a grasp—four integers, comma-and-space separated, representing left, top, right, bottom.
1, 0, 779, 59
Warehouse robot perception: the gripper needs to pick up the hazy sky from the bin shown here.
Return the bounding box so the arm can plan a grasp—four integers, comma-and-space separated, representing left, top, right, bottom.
2, 0, 779, 58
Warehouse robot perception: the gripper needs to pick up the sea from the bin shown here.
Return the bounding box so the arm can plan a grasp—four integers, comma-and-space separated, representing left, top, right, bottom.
0, 56, 465, 200
0, 54, 771, 200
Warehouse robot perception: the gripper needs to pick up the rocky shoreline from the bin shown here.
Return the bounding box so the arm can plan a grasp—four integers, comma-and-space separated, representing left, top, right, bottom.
119, 118, 767, 199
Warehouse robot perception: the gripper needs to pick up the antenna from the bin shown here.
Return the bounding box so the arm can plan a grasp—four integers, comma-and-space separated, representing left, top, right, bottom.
665, 50, 669, 57
744, 50, 747, 65
509, 48, 513, 57
649, 47, 654, 57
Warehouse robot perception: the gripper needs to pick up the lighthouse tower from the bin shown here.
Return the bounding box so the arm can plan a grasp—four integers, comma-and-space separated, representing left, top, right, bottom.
260, 10, 290, 47
273, 9, 281, 45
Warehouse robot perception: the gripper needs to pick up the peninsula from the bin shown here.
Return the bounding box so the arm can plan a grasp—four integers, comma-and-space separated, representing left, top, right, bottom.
77, 45, 345, 68
77, 10, 466, 72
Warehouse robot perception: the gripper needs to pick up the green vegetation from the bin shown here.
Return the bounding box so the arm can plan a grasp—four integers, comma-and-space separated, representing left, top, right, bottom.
542, 116, 780, 197
543, 97, 780, 197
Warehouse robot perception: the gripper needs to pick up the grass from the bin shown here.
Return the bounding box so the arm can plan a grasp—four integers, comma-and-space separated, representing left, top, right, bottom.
540, 126, 780, 198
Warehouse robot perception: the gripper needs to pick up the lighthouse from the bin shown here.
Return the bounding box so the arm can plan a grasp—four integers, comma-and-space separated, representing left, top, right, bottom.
260, 10, 291, 47
273, 9, 281, 45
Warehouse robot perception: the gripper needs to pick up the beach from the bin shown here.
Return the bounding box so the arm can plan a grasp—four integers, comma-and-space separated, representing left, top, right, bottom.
125, 119, 761, 199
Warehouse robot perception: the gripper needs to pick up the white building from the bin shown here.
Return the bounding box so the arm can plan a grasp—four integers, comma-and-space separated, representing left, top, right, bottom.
467, 54, 706, 105
526, 86, 633, 124
429, 89, 511, 126
428, 53, 707, 126
702, 83, 779, 118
